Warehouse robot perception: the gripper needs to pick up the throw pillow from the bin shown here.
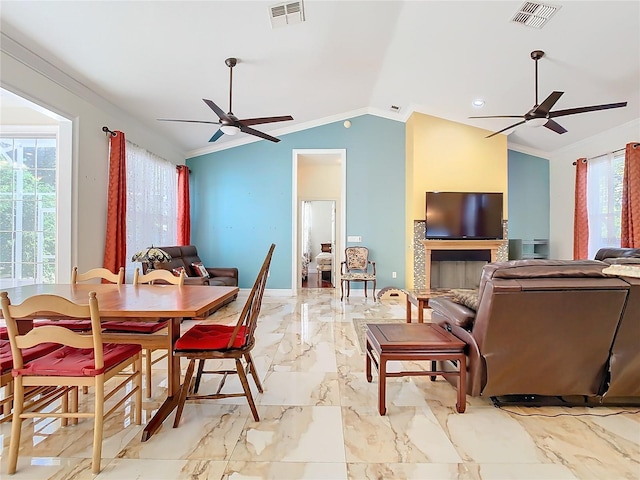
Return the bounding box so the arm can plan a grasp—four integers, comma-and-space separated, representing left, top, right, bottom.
451, 288, 480, 311
172, 266, 186, 277
192, 262, 210, 278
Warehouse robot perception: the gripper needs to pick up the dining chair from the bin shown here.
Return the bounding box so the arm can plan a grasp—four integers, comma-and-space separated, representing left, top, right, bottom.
172, 243, 275, 426
32, 267, 125, 334
101, 268, 185, 398
0, 290, 142, 475
1, 338, 67, 424
340, 246, 377, 300
71, 266, 125, 284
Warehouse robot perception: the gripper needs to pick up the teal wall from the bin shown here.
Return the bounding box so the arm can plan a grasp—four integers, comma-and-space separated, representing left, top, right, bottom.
187, 114, 406, 289
507, 150, 550, 240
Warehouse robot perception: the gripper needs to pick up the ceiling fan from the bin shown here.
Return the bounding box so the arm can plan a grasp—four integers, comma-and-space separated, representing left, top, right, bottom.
470, 50, 627, 138
158, 57, 293, 143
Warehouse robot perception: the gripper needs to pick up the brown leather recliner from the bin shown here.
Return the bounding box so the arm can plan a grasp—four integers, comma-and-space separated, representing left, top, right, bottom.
429, 259, 638, 404
594, 247, 640, 261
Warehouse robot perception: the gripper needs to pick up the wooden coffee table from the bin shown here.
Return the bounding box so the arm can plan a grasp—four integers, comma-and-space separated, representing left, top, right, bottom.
365, 323, 466, 414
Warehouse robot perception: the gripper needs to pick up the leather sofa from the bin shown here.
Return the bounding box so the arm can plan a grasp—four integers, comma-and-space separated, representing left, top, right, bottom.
429, 258, 640, 405
142, 245, 238, 316
594, 247, 640, 263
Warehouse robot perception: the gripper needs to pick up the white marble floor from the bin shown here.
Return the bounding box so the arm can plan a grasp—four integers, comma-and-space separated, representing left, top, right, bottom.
1, 288, 639, 479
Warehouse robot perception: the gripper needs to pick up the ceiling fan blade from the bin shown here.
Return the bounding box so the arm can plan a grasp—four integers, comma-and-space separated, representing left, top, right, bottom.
202, 99, 230, 121
238, 115, 294, 126
544, 119, 567, 134
209, 129, 224, 143
239, 125, 281, 143
549, 102, 627, 118
157, 118, 221, 125
469, 115, 524, 119
486, 120, 526, 138
533, 91, 564, 115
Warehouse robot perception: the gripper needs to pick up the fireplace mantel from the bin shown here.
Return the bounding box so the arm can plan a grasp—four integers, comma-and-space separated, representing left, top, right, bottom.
421, 239, 507, 290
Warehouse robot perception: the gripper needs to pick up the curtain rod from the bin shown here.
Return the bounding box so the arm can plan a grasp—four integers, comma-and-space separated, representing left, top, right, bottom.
102, 126, 117, 137
573, 143, 639, 165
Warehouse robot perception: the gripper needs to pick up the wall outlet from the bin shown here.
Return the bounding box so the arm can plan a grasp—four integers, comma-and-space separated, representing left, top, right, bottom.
392, 271, 397, 278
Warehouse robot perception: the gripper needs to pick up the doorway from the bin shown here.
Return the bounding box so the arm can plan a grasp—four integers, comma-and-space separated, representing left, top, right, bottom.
291, 149, 346, 294
301, 200, 335, 289
0, 88, 73, 287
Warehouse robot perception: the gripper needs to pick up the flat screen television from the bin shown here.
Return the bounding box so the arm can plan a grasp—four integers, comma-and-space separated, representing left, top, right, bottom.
425, 192, 503, 240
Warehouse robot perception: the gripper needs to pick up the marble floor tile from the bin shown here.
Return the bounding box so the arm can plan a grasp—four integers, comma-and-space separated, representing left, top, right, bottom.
2, 288, 639, 479
224, 461, 348, 480
229, 405, 346, 463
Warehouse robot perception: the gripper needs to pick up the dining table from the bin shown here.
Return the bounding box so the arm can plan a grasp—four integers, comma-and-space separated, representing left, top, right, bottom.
0, 282, 239, 441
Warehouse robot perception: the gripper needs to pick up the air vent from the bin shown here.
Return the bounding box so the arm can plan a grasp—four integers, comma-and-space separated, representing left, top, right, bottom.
511, 2, 560, 29
269, 1, 305, 28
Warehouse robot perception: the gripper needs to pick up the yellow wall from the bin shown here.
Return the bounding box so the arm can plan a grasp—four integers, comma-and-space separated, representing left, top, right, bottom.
405, 113, 508, 287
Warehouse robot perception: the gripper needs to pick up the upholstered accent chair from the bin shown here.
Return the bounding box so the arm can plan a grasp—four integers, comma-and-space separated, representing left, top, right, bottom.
340, 246, 376, 300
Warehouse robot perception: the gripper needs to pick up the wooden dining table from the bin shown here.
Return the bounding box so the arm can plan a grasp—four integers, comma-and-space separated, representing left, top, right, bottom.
0, 283, 239, 441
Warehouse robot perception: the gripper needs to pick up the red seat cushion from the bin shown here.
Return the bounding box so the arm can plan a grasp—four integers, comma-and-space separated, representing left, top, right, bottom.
0, 327, 7, 340
1, 339, 62, 373
34, 319, 93, 331
13, 343, 141, 377
101, 320, 168, 333
175, 324, 247, 351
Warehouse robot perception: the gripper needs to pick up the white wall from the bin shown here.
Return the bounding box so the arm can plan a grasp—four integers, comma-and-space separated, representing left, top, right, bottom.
1, 41, 184, 277
548, 118, 640, 259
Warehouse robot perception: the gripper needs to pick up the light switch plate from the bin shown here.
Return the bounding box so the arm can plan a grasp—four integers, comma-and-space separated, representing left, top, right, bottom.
347, 235, 362, 242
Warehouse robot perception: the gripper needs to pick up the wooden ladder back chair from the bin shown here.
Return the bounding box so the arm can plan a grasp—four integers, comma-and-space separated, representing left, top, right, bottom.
101, 267, 184, 398
71, 266, 125, 285
0, 291, 142, 475
70, 266, 125, 395
1, 336, 68, 424
173, 243, 275, 426
134, 268, 185, 286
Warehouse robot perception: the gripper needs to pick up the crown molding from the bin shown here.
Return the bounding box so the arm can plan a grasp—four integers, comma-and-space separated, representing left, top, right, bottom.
1, 32, 129, 124
505, 142, 550, 158
186, 107, 405, 158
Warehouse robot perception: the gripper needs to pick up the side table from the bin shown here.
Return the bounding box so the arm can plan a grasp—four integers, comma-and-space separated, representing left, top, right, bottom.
365, 323, 466, 414
376, 287, 452, 323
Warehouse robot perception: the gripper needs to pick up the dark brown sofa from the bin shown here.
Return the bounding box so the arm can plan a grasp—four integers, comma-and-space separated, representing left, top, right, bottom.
429, 258, 640, 405
142, 245, 238, 315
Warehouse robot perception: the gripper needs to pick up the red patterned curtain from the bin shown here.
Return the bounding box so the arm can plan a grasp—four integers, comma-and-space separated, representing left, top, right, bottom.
103, 131, 127, 273
177, 165, 191, 245
621, 142, 640, 248
573, 158, 589, 259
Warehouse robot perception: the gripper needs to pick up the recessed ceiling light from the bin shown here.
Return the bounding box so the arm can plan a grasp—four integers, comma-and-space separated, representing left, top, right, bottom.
472, 99, 485, 108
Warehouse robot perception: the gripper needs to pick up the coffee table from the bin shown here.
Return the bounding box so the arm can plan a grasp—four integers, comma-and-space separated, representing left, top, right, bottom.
365, 323, 466, 414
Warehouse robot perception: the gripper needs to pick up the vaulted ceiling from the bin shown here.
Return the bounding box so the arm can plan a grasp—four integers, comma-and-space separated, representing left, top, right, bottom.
1, 1, 638, 157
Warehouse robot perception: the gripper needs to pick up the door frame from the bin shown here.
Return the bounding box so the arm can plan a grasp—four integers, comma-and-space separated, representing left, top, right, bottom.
291, 149, 346, 295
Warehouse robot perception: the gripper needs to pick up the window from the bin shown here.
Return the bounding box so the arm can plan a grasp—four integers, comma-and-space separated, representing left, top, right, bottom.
586, 151, 625, 258
125, 141, 177, 280
0, 133, 57, 287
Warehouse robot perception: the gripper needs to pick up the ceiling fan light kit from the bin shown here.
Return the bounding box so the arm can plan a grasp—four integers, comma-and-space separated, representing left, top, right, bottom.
470, 50, 627, 139
158, 57, 293, 143
220, 125, 240, 135
525, 118, 547, 128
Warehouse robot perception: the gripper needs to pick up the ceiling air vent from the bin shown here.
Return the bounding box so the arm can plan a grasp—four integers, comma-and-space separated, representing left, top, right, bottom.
511, 2, 560, 29
269, 1, 305, 29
